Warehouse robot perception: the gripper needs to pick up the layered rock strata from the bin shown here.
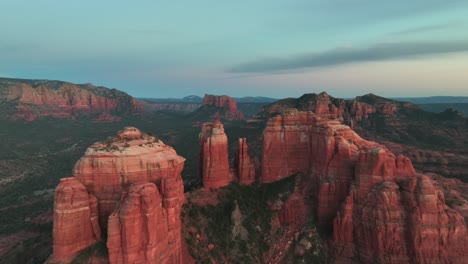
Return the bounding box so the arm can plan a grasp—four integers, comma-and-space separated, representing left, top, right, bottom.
259, 92, 399, 126
0, 78, 142, 121
52, 127, 185, 263
199, 121, 231, 188
235, 138, 255, 185
201, 94, 244, 119
52, 178, 101, 262
261, 110, 468, 263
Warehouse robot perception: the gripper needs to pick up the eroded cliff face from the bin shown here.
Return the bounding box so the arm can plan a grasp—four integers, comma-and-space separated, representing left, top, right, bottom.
259, 92, 398, 127
199, 94, 244, 119
260, 92, 468, 182
261, 110, 468, 263
107, 182, 182, 264
199, 121, 231, 188
235, 138, 255, 185
52, 127, 185, 263
0, 78, 142, 121
53, 178, 101, 262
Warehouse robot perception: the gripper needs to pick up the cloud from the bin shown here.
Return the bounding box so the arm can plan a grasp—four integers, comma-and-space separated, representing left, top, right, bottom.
393, 22, 464, 35
228, 40, 468, 73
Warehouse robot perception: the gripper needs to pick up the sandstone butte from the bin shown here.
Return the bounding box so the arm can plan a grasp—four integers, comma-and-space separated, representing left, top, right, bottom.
52, 127, 185, 264
199, 120, 232, 188
201, 94, 244, 119
0, 78, 142, 121
234, 138, 255, 185
261, 109, 468, 263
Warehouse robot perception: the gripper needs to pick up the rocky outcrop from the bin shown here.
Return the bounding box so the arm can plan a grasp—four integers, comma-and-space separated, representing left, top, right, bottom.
260, 92, 468, 183
52, 127, 185, 263
53, 178, 101, 262
73, 127, 185, 228
261, 110, 468, 263
262, 110, 380, 225
107, 182, 182, 264
333, 169, 467, 263
199, 121, 231, 188
0, 78, 142, 121
278, 193, 306, 226
259, 92, 398, 126
235, 138, 255, 185
376, 140, 468, 183
198, 94, 244, 119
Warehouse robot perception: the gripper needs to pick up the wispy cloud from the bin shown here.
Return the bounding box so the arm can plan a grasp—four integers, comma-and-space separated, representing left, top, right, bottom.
393, 22, 464, 35
228, 40, 468, 73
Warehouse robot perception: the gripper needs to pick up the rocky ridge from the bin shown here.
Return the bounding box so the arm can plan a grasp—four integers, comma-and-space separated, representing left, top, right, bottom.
260, 92, 468, 183
0, 78, 142, 121
261, 110, 468, 263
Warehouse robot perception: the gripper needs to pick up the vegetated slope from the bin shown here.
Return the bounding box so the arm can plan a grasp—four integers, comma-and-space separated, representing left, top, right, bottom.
0, 77, 142, 121
0, 110, 264, 263
417, 103, 468, 115
394, 96, 468, 104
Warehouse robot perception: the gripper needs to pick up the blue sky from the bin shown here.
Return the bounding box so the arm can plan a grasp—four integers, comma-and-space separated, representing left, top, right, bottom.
1, 0, 468, 98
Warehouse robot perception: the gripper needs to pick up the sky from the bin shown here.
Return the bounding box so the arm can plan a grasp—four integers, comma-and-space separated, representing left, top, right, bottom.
1, 0, 468, 98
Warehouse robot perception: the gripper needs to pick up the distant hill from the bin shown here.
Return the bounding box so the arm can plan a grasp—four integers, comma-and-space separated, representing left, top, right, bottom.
139, 95, 204, 103
139, 95, 277, 103
0, 77, 142, 121
392, 96, 468, 115
417, 103, 468, 115
393, 96, 468, 104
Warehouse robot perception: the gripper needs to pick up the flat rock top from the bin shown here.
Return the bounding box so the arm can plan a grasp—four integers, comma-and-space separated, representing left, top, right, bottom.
83, 127, 185, 163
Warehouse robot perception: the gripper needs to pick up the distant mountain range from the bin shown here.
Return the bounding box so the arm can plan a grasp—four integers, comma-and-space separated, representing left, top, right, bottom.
139, 95, 278, 103
141, 95, 468, 104
393, 96, 468, 104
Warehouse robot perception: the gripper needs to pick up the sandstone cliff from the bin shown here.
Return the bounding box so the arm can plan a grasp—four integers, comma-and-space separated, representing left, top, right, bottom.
52, 127, 185, 263
192, 94, 244, 120
234, 138, 255, 185
53, 178, 101, 262
261, 110, 468, 263
259, 92, 398, 126
0, 78, 142, 121
199, 121, 231, 188
260, 92, 468, 185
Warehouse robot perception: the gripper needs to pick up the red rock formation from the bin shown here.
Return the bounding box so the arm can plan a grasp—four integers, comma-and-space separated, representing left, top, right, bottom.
333, 166, 467, 263
235, 138, 255, 185
52, 127, 185, 263
0, 78, 142, 120
278, 193, 306, 226
199, 121, 231, 188
261, 110, 468, 263
384, 141, 468, 180
201, 94, 244, 119
73, 127, 185, 228
261, 110, 379, 225
107, 182, 181, 264
53, 177, 101, 262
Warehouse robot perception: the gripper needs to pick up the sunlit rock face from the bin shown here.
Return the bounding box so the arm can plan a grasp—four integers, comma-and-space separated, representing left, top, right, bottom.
199, 120, 232, 188
261, 110, 468, 263
52, 177, 101, 262
201, 94, 244, 119
0, 78, 142, 121
52, 127, 185, 263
